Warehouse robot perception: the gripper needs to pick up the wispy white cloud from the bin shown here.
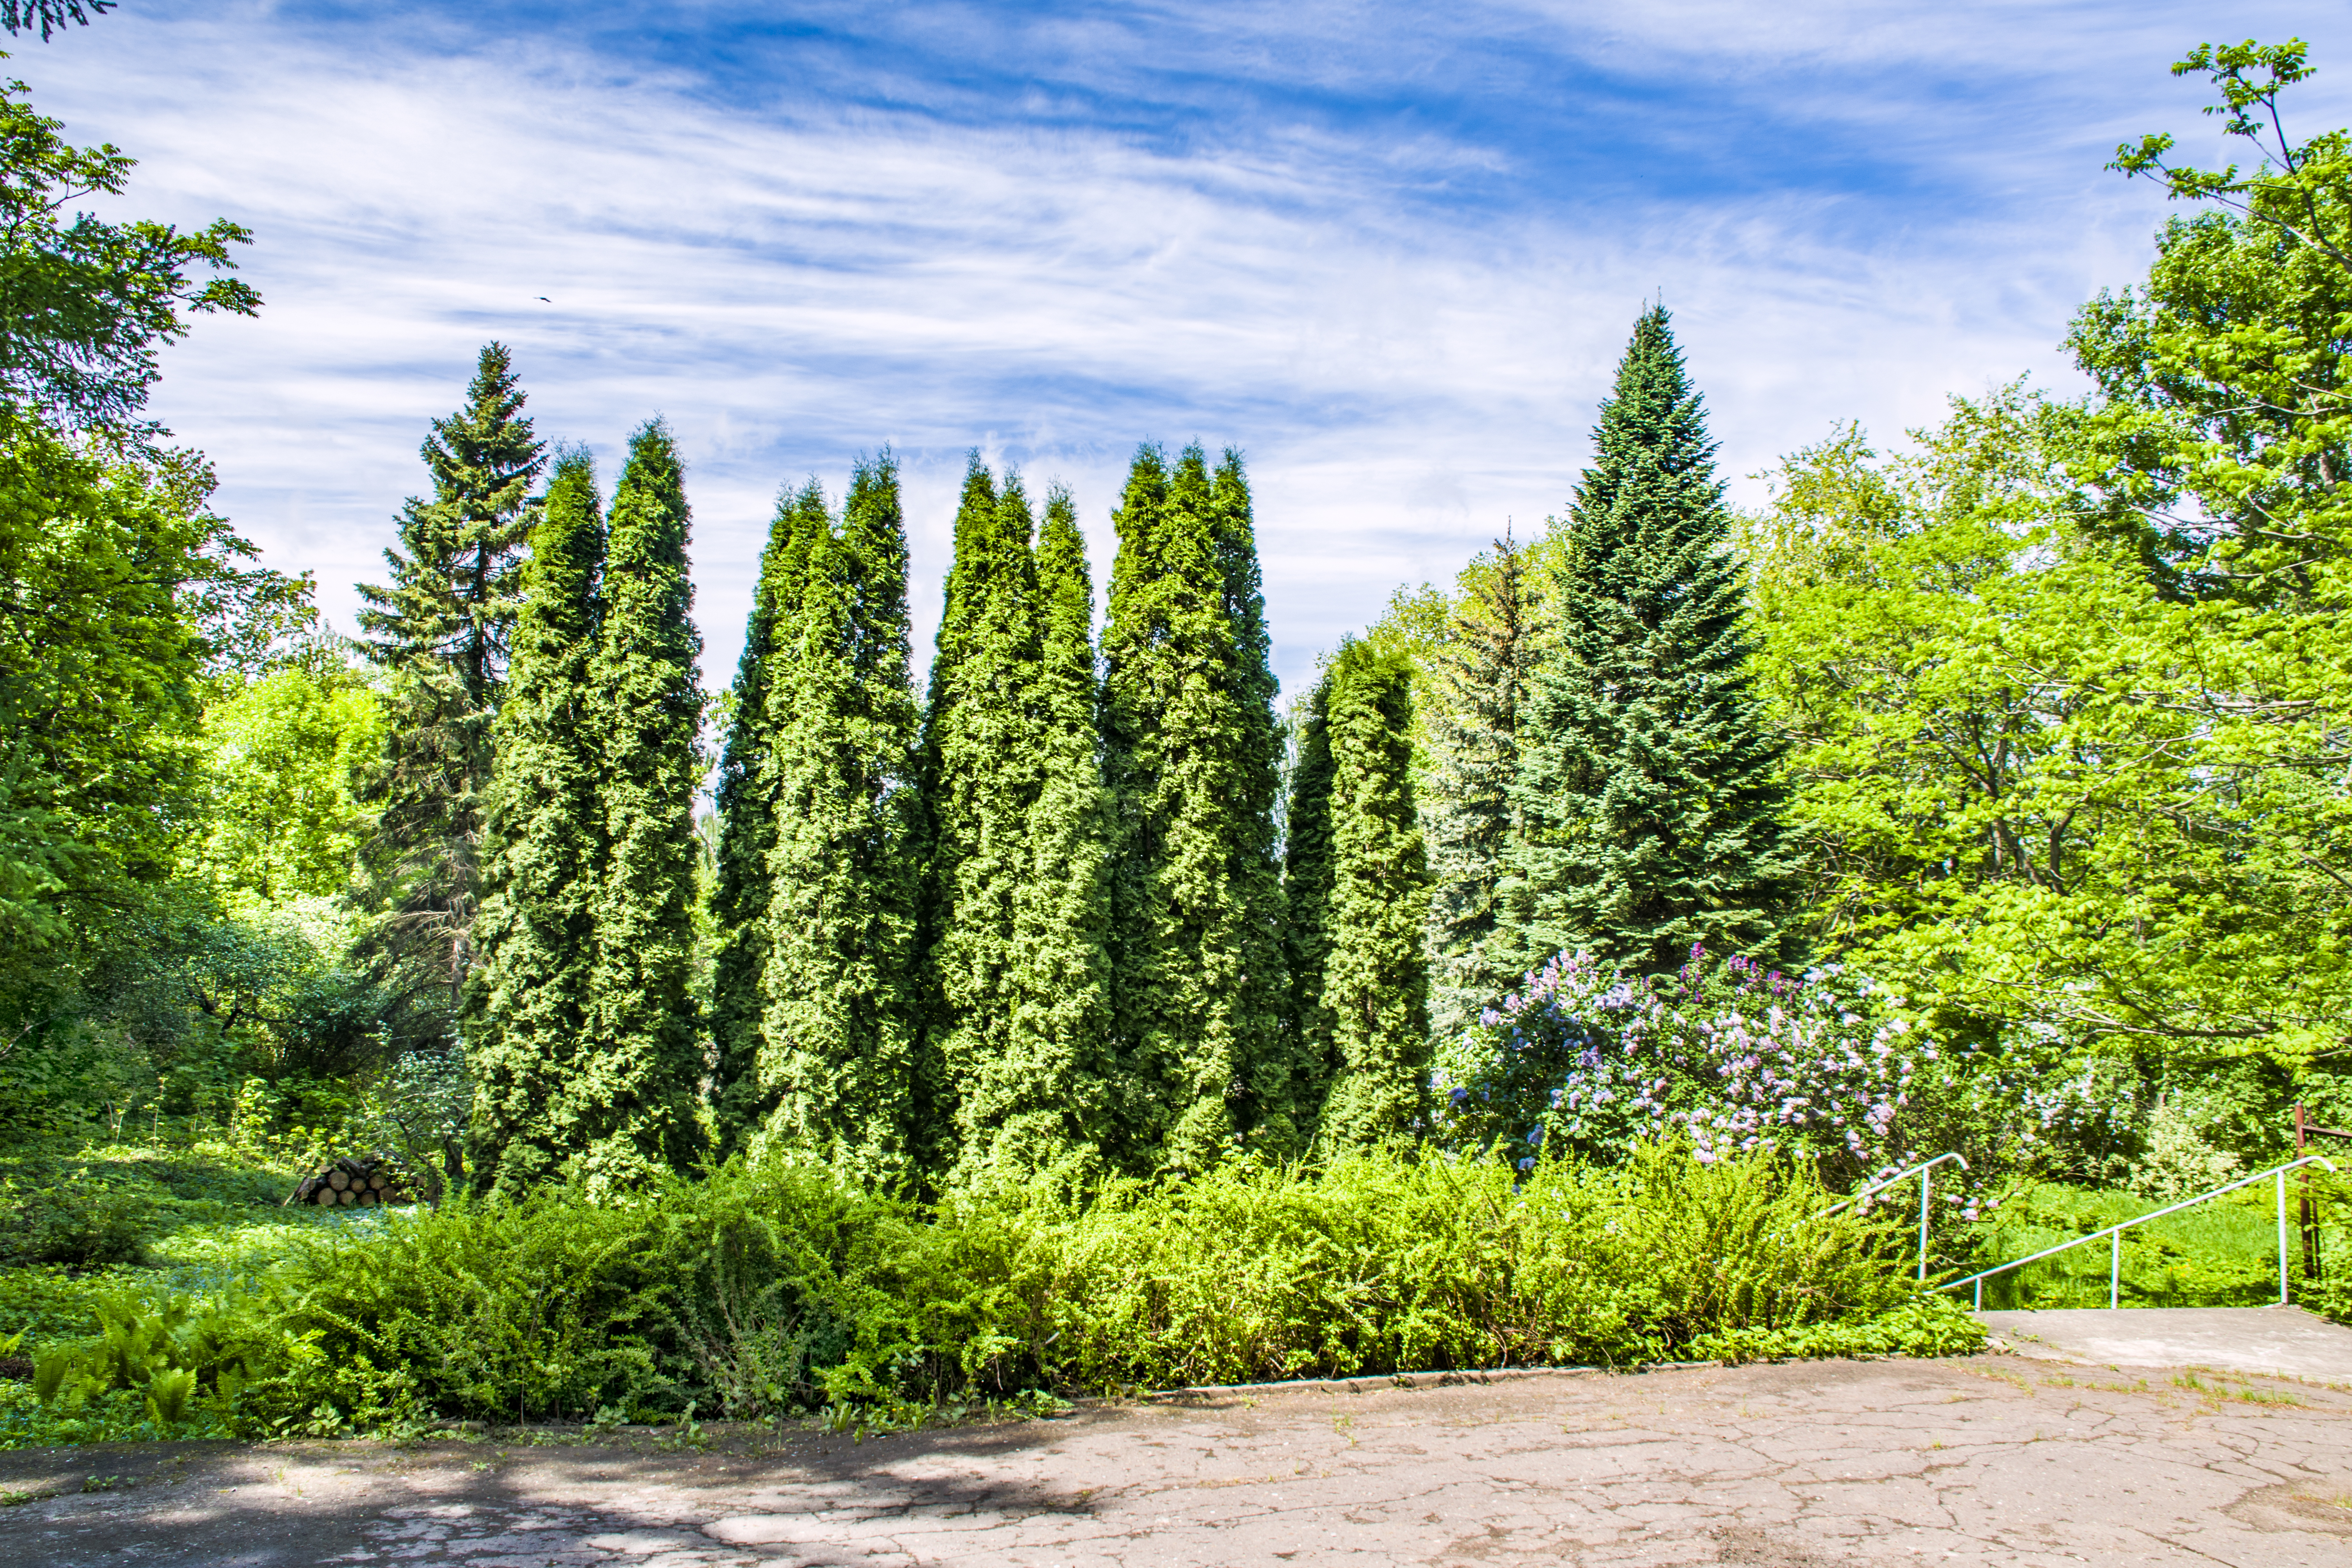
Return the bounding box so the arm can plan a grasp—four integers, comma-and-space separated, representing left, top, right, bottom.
18, 0, 2346, 691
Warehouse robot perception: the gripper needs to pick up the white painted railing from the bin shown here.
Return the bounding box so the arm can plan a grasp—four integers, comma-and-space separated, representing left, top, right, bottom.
1820, 1151, 1969, 1282
1937, 1155, 2341, 1310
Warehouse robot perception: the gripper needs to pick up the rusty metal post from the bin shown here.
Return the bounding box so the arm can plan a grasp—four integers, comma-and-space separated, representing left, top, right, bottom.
2299, 1103, 2322, 1284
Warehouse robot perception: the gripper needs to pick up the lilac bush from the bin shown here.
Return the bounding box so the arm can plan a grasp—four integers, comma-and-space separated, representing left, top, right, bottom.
1430, 947, 2070, 1197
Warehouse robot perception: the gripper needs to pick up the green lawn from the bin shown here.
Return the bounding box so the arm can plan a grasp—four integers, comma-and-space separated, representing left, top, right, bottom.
0, 1134, 381, 1354
1958, 1180, 2349, 1311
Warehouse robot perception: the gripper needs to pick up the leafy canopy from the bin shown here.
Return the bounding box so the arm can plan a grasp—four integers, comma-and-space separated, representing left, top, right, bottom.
1, 4, 115, 42
0, 72, 258, 433
2110, 38, 2352, 275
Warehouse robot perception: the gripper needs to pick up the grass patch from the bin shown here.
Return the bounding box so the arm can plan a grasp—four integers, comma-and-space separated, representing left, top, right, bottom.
1961, 1182, 2348, 1310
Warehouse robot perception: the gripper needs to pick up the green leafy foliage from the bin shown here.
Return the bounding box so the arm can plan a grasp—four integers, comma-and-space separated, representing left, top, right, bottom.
188, 653, 383, 909
917, 457, 1040, 1180
0, 420, 294, 951
1421, 534, 1547, 1038
0, 74, 254, 433
2109, 38, 2351, 282
918, 463, 1116, 1192
1, 4, 115, 44
353, 345, 544, 1050
1730, 44, 2352, 1064
1287, 639, 1431, 1153
27, 1291, 289, 1433
991, 486, 1119, 1189
1689, 1292, 1985, 1364
1961, 1181, 2337, 1310
0, 1145, 1960, 1445
0, 1169, 147, 1267
1746, 385, 2352, 1062
1282, 671, 1337, 1104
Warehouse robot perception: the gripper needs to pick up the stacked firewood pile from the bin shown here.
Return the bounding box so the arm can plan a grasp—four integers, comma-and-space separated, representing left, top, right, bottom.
289, 1155, 414, 1209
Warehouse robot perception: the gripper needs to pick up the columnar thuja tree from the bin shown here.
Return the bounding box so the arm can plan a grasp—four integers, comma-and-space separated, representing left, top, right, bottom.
1302, 638, 1431, 1150
916, 457, 1071, 1186
967, 483, 1116, 1190
1281, 675, 1338, 1114
580, 419, 708, 1185
1501, 307, 1797, 978
1103, 443, 1294, 1171
463, 449, 604, 1198
914, 457, 1024, 1173
1424, 534, 1545, 1037
757, 452, 922, 1182
708, 479, 827, 1149
355, 343, 542, 1025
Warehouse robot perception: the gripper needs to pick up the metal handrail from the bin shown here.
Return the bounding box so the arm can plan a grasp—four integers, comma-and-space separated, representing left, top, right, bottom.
1819, 1151, 1968, 1282
1939, 1154, 2341, 1311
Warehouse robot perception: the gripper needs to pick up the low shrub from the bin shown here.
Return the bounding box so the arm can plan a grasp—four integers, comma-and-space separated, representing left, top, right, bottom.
1688, 1292, 1985, 1363
1013, 1143, 1911, 1389
1431, 950, 2074, 1201
0, 1172, 151, 1268
5, 1143, 1970, 1443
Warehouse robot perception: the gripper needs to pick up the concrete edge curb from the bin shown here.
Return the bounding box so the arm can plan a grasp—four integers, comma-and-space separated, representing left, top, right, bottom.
1137, 1359, 1729, 1402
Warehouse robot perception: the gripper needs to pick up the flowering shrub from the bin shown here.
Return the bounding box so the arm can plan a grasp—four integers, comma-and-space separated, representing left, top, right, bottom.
1431, 947, 2069, 1200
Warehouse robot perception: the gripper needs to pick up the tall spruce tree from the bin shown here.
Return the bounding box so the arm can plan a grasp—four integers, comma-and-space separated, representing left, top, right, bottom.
354, 343, 542, 1026
579, 419, 706, 1185
980, 483, 1117, 1189
1499, 307, 1798, 978
1304, 639, 1431, 1150
756, 452, 921, 1182
709, 479, 828, 1149
1103, 443, 1294, 1172
1424, 534, 1545, 1035
465, 449, 605, 1197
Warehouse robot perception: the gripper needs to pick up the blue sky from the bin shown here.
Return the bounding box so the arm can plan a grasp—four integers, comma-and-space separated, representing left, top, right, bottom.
23, 0, 2350, 695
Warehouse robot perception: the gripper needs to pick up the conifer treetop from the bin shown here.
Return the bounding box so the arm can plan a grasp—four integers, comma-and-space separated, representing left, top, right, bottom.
709, 476, 829, 1151
1502, 305, 1797, 978
359, 342, 544, 688
1574, 305, 1726, 565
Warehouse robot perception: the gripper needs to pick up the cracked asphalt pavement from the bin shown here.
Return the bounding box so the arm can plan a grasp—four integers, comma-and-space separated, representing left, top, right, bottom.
5, 1355, 2350, 1566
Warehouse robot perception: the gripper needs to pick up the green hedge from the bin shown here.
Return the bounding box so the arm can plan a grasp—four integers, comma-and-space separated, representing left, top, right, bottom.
7, 1145, 1984, 1443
